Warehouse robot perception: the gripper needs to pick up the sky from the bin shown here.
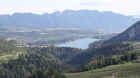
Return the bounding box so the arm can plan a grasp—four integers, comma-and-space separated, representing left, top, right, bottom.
0, 0, 140, 15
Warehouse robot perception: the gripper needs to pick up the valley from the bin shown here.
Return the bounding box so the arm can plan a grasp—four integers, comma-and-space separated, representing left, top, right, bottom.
0, 21, 140, 78
0, 27, 107, 48
0, 8, 139, 78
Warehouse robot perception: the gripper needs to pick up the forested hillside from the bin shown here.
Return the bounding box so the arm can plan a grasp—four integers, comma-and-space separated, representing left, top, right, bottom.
0, 40, 139, 78
0, 40, 65, 78
66, 42, 140, 78
105, 21, 140, 43
65, 21, 140, 78
0, 40, 83, 78
0, 21, 140, 78
0, 50, 66, 78
0, 40, 27, 63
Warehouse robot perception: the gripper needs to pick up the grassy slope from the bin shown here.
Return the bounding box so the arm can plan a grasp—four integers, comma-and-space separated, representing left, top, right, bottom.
0, 39, 29, 63
0, 47, 28, 63
65, 42, 140, 78
66, 63, 140, 78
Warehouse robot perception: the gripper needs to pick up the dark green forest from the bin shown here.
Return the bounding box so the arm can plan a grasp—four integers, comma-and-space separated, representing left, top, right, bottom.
0, 39, 139, 78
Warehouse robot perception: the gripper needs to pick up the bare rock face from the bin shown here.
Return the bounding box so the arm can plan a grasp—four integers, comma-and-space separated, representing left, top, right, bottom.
105, 21, 140, 43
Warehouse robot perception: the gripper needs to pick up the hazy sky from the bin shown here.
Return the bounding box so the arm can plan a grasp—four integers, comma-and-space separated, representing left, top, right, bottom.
0, 0, 140, 15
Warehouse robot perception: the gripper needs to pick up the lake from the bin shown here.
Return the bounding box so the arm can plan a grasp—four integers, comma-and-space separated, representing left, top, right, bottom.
57, 38, 99, 49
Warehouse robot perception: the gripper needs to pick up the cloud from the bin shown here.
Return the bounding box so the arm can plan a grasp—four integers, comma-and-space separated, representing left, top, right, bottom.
79, 0, 140, 15
80, 2, 106, 6
80, 0, 112, 7
0, 0, 140, 15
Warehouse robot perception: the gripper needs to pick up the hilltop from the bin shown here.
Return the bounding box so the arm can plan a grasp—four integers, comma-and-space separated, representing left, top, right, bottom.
105, 21, 140, 43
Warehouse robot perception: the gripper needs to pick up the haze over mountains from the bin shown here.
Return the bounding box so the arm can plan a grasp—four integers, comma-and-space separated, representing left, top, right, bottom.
0, 10, 137, 33
105, 21, 140, 43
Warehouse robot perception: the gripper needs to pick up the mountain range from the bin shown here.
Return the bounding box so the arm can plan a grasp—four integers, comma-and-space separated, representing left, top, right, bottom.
0, 10, 137, 33
0, 14, 140, 78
